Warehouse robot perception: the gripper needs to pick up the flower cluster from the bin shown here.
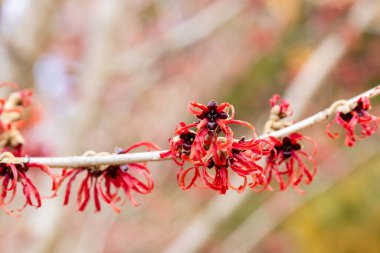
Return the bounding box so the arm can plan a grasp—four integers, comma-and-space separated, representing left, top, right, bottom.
0, 86, 163, 215
0, 84, 33, 156
0, 85, 58, 215
0, 85, 163, 215
326, 96, 380, 147
59, 142, 159, 212
0, 158, 58, 216
265, 134, 317, 193
165, 100, 273, 194
262, 95, 317, 192
264, 94, 294, 133
165, 96, 321, 194
269, 94, 292, 118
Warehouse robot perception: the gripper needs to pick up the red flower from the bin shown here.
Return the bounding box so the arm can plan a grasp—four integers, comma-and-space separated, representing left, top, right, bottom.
1, 142, 25, 157
166, 100, 272, 194
0, 85, 33, 131
269, 94, 292, 118
189, 100, 232, 131
165, 122, 197, 166
264, 133, 317, 193
177, 138, 269, 194
326, 97, 380, 147
188, 100, 236, 160
171, 101, 258, 165
0, 161, 58, 216
60, 142, 159, 213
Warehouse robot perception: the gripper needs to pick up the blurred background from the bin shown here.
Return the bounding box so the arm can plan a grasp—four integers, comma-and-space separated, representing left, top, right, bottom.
0, 0, 380, 252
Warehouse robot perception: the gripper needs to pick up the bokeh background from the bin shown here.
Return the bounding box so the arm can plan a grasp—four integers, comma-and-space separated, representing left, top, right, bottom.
0, 0, 380, 252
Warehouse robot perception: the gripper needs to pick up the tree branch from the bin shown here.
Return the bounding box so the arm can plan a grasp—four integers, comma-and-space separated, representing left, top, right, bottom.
6, 85, 379, 168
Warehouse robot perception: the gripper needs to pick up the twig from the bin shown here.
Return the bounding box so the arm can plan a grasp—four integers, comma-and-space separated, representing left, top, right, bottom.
262, 84, 380, 140
7, 85, 379, 168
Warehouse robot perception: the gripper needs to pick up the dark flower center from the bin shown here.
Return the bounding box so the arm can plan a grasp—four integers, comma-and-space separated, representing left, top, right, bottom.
196, 100, 229, 131
275, 137, 301, 159
91, 170, 103, 177
0, 164, 9, 177
0, 164, 25, 179
354, 100, 369, 117
105, 166, 120, 179
207, 158, 228, 170
339, 112, 353, 122
340, 100, 369, 122
180, 131, 196, 154
355, 101, 366, 111
207, 159, 215, 169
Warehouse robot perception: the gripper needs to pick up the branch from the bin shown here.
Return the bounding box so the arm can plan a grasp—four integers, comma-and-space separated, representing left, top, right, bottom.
263, 84, 380, 140
7, 85, 379, 168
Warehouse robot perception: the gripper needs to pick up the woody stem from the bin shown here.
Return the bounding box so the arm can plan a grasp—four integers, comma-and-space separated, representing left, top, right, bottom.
9, 85, 380, 168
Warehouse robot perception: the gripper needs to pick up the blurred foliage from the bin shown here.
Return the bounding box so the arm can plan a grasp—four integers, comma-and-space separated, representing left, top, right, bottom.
278, 155, 380, 253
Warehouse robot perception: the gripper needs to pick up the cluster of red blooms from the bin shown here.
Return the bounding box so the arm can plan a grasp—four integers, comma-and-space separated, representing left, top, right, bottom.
59, 142, 159, 213
264, 95, 317, 193
265, 134, 317, 193
326, 96, 380, 147
164, 97, 318, 194
0, 84, 58, 216
163, 101, 271, 194
0, 83, 379, 215
0, 85, 160, 214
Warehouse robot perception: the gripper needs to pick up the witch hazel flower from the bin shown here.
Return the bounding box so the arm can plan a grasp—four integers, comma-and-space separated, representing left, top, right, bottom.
189, 100, 231, 131
0, 84, 33, 131
188, 100, 236, 159
326, 96, 380, 147
60, 142, 159, 213
0, 84, 33, 158
0, 127, 26, 156
264, 95, 318, 192
166, 100, 271, 194
165, 122, 197, 166
176, 140, 267, 194
264, 94, 294, 133
204, 140, 268, 194
265, 134, 317, 193
188, 100, 263, 164
0, 152, 58, 216
269, 94, 293, 118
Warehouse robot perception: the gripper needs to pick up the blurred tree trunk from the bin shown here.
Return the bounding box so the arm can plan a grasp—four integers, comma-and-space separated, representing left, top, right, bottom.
0, 0, 63, 89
